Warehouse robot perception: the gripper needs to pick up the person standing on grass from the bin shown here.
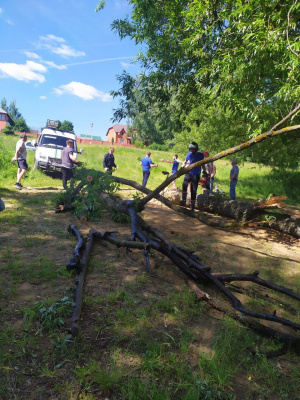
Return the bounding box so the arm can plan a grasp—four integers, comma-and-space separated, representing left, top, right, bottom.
159, 154, 183, 187
180, 142, 204, 211
230, 158, 239, 200
203, 151, 217, 193
103, 147, 118, 173
12, 133, 28, 189
140, 152, 158, 187
61, 140, 78, 190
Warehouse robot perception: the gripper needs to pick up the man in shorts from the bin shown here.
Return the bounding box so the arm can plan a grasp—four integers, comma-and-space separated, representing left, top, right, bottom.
12, 133, 28, 189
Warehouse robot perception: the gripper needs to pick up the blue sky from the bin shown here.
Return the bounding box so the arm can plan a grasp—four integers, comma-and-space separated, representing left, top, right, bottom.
0, 0, 141, 139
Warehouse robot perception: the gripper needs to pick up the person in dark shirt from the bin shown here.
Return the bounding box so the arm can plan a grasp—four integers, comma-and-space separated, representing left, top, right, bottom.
103, 147, 118, 173
61, 140, 78, 190
180, 142, 204, 211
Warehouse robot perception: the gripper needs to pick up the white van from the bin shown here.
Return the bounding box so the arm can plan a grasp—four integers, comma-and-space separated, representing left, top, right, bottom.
34, 127, 83, 172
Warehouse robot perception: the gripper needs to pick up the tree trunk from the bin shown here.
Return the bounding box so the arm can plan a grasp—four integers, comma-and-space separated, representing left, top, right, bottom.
197, 195, 300, 237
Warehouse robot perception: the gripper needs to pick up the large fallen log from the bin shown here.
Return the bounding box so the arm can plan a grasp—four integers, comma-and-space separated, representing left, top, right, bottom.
197, 194, 300, 237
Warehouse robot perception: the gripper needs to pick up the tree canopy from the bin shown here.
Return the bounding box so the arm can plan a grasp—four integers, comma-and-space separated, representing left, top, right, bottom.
1, 98, 30, 133
58, 120, 74, 132
107, 0, 300, 167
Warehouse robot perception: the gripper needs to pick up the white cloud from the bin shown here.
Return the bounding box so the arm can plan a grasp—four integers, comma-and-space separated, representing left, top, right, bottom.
0, 8, 2, 13
51, 44, 85, 58
43, 60, 67, 70
40, 96, 47, 100
0, 61, 47, 83
39, 34, 65, 43
38, 35, 85, 58
6, 19, 14, 25
24, 51, 41, 59
54, 81, 112, 101
121, 61, 131, 68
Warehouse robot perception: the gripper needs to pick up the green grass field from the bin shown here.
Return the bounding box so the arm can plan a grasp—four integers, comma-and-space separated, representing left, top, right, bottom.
0, 133, 299, 399
1, 134, 299, 205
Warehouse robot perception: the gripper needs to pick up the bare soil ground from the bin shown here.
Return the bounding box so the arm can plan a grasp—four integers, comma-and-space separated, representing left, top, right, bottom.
0, 187, 299, 399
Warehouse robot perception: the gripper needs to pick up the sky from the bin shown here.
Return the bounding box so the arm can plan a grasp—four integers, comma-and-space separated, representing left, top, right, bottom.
0, 0, 141, 139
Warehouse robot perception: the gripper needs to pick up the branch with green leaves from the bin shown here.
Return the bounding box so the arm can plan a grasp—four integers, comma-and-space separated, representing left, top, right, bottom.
138, 121, 300, 210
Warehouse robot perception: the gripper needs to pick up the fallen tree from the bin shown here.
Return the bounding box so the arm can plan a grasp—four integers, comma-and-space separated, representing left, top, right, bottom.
197, 194, 300, 237
66, 197, 300, 356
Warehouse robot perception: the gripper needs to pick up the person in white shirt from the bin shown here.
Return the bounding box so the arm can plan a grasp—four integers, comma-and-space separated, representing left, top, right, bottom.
12, 133, 28, 189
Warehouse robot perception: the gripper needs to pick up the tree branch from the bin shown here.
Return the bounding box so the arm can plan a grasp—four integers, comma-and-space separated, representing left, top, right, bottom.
138, 124, 300, 209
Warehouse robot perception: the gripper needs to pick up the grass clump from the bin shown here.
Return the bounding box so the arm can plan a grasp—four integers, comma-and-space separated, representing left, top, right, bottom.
23, 296, 74, 332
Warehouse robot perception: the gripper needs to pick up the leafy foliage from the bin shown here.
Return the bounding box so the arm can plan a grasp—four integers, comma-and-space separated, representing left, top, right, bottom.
23, 297, 74, 332
2, 125, 15, 135
57, 167, 120, 220
58, 120, 74, 132
1, 98, 30, 132
109, 0, 300, 167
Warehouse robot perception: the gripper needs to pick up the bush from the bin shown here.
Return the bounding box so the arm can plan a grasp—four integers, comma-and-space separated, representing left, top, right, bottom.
147, 142, 169, 151
2, 125, 14, 135
134, 140, 143, 148
0, 137, 16, 179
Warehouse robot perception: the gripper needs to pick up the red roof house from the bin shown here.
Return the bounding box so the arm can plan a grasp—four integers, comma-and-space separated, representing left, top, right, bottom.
106, 124, 132, 145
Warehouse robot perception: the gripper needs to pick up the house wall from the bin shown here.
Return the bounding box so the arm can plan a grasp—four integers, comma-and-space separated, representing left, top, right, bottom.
0, 113, 9, 131
106, 127, 115, 142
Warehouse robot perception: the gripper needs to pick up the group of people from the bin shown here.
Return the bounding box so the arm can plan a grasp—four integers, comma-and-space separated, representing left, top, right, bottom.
11, 134, 239, 207
103, 142, 239, 210
11, 134, 79, 190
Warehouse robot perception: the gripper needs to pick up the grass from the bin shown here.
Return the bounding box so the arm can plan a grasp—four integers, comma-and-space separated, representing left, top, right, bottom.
0, 134, 300, 204
0, 134, 299, 399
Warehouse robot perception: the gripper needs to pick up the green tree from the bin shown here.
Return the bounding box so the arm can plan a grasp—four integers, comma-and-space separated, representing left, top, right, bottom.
108, 0, 300, 167
14, 117, 30, 133
1, 98, 30, 132
58, 120, 74, 132
2, 125, 14, 135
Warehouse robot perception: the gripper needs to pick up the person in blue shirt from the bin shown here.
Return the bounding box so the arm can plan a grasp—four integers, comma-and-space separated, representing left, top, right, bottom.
140, 152, 158, 187
229, 158, 239, 200
180, 142, 204, 211
160, 154, 183, 187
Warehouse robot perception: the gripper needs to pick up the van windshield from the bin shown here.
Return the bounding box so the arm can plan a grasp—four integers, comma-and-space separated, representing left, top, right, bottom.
40, 135, 76, 149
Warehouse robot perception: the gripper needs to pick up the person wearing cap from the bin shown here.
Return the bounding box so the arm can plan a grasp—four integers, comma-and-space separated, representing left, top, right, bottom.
140, 151, 158, 187
230, 158, 239, 200
12, 133, 28, 189
180, 142, 204, 210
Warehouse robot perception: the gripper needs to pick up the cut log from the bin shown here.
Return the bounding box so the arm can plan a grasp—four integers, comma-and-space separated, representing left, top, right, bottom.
197, 194, 300, 237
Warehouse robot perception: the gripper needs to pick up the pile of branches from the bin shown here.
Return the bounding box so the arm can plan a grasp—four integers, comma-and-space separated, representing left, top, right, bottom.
66, 197, 300, 358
